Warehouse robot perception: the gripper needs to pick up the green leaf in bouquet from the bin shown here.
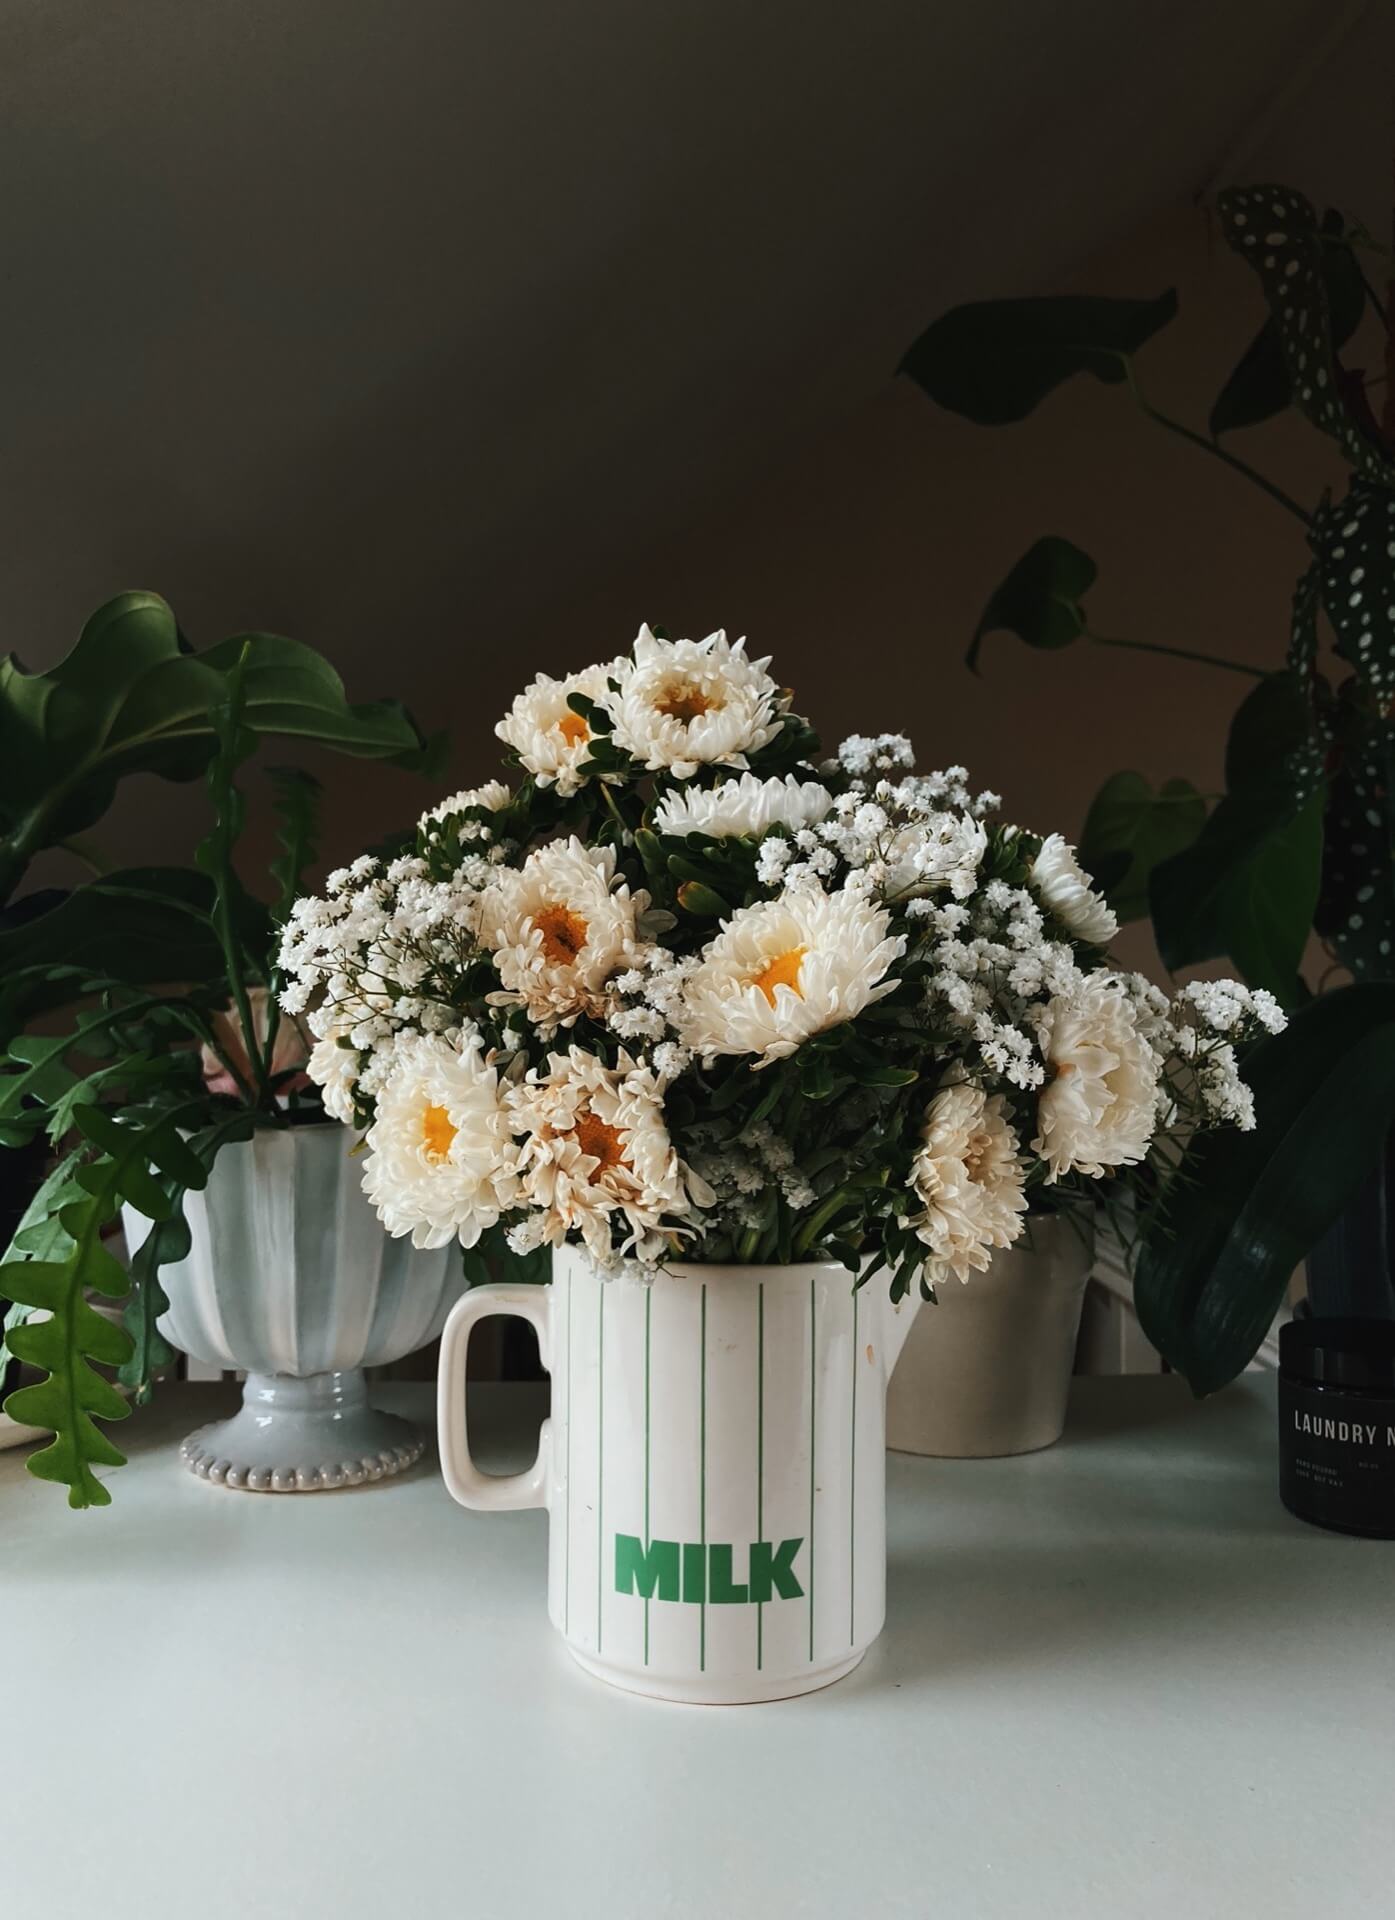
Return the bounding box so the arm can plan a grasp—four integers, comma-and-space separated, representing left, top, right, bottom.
900, 290, 1177, 424
1210, 207, 1365, 436
1135, 984, 1395, 1393
676, 879, 730, 919
1078, 771, 1207, 922
968, 537, 1096, 671
1216, 187, 1395, 484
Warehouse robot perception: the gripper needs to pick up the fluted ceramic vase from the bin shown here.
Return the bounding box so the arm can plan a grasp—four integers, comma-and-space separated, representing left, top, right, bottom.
125, 1123, 465, 1491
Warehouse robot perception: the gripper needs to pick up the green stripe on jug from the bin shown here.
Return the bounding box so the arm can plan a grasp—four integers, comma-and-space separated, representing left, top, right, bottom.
756, 1281, 764, 1673
564, 1265, 572, 1636
596, 1280, 605, 1654
850, 1285, 857, 1647
809, 1277, 816, 1664
644, 1285, 651, 1668
699, 1281, 707, 1673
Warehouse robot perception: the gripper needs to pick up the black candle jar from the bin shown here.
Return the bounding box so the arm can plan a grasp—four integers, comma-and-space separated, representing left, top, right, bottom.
1278, 1319, 1395, 1538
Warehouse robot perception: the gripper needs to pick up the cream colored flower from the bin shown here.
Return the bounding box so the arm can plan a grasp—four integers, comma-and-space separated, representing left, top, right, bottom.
480, 837, 647, 1032
905, 1083, 1027, 1284
678, 882, 903, 1065
1034, 981, 1158, 1179
495, 663, 619, 795
609, 625, 787, 779
420, 780, 512, 829
1029, 834, 1117, 946
307, 1031, 359, 1123
653, 772, 834, 839
507, 1046, 709, 1263
361, 1032, 518, 1249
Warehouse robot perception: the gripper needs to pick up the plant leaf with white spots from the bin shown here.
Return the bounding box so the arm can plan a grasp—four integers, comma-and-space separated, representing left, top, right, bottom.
1217, 186, 1395, 484
1317, 731, 1395, 981
1313, 479, 1395, 709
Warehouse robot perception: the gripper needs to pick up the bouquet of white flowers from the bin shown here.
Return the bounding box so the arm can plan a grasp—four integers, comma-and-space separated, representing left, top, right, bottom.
279, 625, 1284, 1298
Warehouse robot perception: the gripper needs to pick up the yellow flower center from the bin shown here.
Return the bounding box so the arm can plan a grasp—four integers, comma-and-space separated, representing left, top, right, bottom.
557, 710, 590, 747
655, 677, 719, 723
571, 1110, 629, 1176
534, 903, 589, 965
752, 945, 807, 1005
420, 1103, 457, 1162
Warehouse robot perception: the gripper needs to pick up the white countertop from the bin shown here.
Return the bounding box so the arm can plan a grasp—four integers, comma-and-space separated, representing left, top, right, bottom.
5, 1376, 1390, 1920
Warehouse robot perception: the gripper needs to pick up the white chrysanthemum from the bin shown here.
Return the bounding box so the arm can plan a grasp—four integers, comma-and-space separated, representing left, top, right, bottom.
608, 625, 787, 779
1034, 981, 1158, 1179
307, 1032, 360, 1124
1029, 834, 1118, 946
495, 662, 619, 795
905, 1083, 1027, 1284
361, 1033, 518, 1249
480, 837, 647, 1031
678, 881, 904, 1065
420, 780, 512, 829
652, 772, 834, 840
508, 1047, 710, 1263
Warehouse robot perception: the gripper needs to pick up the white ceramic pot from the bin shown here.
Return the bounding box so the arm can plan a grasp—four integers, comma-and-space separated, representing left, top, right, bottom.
886, 1213, 1093, 1459
438, 1248, 920, 1704
125, 1123, 466, 1491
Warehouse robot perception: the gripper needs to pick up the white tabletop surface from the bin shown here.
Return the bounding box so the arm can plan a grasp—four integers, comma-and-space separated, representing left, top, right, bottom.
4, 1374, 1390, 1920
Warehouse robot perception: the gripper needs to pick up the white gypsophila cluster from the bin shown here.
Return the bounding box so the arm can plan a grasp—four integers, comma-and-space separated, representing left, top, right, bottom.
276, 852, 482, 1119
832, 733, 916, 778
687, 1119, 818, 1238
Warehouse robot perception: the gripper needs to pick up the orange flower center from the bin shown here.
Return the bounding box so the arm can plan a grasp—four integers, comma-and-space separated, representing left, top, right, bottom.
420, 1103, 457, 1161
752, 945, 807, 1005
557, 710, 590, 747
571, 1110, 629, 1176
534, 903, 589, 965
655, 677, 718, 723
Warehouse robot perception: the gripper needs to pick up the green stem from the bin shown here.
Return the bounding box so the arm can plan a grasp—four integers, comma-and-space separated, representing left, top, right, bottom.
1084, 629, 1266, 679
1121, 360, 1313, 525
793, 1187, 854, 1258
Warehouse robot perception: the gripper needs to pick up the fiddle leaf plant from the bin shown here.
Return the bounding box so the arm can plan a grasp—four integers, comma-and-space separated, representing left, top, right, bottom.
903, 181, 1395, 1381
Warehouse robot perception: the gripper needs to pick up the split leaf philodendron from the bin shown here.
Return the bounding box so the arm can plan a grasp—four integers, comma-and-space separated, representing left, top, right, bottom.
902, 178, 1395, 1364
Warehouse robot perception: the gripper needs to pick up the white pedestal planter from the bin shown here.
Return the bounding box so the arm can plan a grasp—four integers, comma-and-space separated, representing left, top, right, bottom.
438, 1249, 920, 1704
125, 1122, 466, 1490
886, 1214, 1093, 1459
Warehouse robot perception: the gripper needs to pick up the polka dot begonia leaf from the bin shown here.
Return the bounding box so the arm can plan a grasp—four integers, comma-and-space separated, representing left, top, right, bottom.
1316, 735, 1395, 980
1312, 479, 1395, 710
1218, 185, 1395, 486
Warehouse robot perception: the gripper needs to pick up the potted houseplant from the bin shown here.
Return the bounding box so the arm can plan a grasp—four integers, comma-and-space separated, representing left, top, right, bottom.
0, 594, 464, 1503
901, 182, 1395, 1390
278, 624, 1276, 1698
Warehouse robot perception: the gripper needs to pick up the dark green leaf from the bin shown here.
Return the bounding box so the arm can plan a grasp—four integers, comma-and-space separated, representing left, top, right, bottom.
1135, 985, 1395, 1392
968, 537, 1096, 671
268, 769, 323, 927
1316, 730, 1395, 981
1079, 771, 1207, 922
1151, 674, 1323, 1001
901, 291, 1177, 424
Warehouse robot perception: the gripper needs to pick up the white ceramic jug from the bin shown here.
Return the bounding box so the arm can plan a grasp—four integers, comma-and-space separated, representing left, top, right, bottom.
438, 1248, 919, 1703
